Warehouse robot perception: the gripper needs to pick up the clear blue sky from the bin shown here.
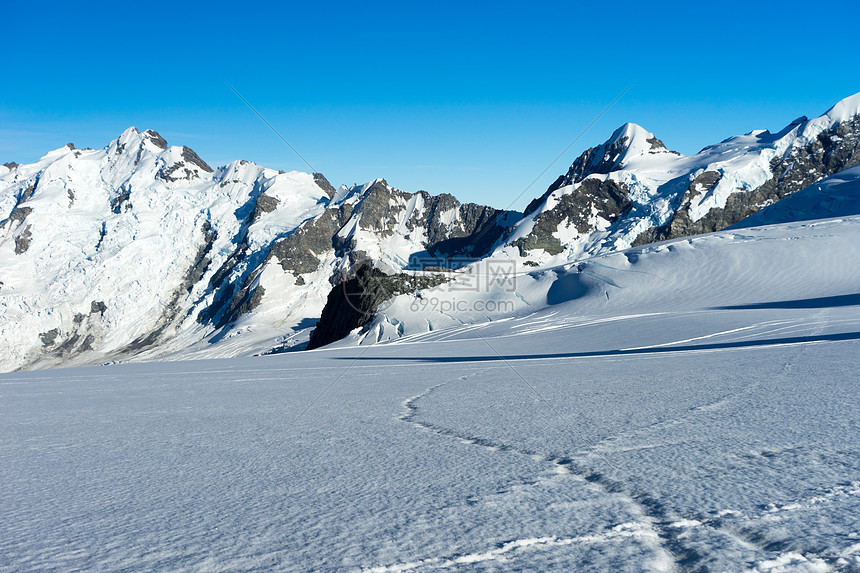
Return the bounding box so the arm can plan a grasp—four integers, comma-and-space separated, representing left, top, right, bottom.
2, 0, 858, 211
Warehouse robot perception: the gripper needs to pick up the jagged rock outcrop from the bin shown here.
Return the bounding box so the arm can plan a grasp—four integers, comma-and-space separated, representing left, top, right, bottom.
307, 264, 449, 350
514, 178, 632, 255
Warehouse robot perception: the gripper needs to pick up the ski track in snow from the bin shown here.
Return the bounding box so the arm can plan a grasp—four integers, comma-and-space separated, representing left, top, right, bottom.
369, 317, 850, 573
363, 524, 664, 572
379, 370, 676, 571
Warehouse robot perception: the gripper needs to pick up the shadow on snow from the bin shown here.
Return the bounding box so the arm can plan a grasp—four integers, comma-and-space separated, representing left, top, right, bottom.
337, 331, 860, 363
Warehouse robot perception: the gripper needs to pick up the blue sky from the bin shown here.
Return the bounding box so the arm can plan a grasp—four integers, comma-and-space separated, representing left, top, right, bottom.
2, 0, 858, 210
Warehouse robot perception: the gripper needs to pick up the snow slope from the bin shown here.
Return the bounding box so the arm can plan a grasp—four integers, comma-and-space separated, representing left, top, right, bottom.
2, 215, 859, 571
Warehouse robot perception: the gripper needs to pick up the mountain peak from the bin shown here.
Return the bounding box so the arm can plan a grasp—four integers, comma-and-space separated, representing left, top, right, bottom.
114, 127, 168, 152
560, 122, 673, 186
143, 129, 168, 150
606, 122, 670, 156
118, 126, 141, 142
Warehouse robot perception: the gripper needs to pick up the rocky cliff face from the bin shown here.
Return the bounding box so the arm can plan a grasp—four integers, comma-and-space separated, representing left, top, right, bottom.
504, 93, 860, 263
306, 264, 449, 350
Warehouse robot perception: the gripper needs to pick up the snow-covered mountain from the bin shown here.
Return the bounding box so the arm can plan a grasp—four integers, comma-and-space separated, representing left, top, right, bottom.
3, 92, 860, 371
499, 92, 860, 264
0, 130, 516, 371
332, 93, 860, 348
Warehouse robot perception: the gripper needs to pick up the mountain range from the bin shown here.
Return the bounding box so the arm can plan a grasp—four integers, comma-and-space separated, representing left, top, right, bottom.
2, 92, 860, 371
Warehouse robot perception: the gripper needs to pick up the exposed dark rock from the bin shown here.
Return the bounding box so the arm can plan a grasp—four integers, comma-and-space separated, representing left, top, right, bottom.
251, 192, 280, 222
95, 222, 107, 250
3, 162, 18, 170
14, 225, 32, 254
564, 135, 632, 184
156, 147, 213, 182
2, 206, 32, 228
196, 241, 249, 326
80, 334, 95, 352
1, 185, 37, 235
111, 188, 131, 213
213, 284, 266, 329
524, 176, 566, 216
40, 329, 59, 347
183, 222, 217, 293
313, 172, 337, 198
424, 201, 511, 259
307, 264, 449, 350
395, 188, 517, 260
144, 130, 168, 149
55, 333, 82, 354
646, 136, 670, 151
67, 189, 75, 207
90, 301, 107, 315
514, 179, 631, 256
158, 162, 198, 182
656, 116, 860, 239
632, 171, 722, 246
123, 221, 217, 351
201, 242, 270, 328
40, 308, 106, 360
198, 217, 280, 330
20, 184, 36, 203
353, 180, 409, 235
269, 203, 355, 274
181, 146, 213, 172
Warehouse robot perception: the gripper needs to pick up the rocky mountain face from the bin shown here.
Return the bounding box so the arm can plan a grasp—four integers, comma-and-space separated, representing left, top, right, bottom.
501, 93, 860, 263
305, 264, 450, 350
3, 92, 860, 370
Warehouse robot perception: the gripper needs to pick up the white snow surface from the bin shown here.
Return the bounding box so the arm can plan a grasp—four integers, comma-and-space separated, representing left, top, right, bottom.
2, 215, 860, 571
